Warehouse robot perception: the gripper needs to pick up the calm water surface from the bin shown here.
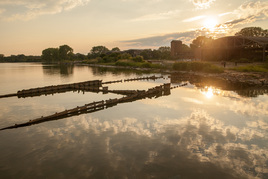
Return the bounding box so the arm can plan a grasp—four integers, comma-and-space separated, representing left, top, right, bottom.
0, 63, 267, 179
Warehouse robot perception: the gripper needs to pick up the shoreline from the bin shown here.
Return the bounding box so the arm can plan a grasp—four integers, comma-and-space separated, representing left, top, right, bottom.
85, 63, 268, 88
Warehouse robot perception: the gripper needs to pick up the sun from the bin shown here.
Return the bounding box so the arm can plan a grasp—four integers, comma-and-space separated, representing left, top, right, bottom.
203, 17, 218, 30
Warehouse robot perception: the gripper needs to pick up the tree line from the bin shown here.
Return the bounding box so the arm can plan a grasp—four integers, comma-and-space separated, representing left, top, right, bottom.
0, 54, 41, 62
1, 26, 266, 63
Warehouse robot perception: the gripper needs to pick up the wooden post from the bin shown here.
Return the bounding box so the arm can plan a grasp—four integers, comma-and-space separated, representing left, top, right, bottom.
103, 86, 108, 94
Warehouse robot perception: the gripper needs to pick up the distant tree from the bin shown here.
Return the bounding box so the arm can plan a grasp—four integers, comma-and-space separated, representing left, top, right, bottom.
111, 47, 120, 52
140, 49, 153, 60
181, 44, 191, 52
75, 53, 87, 60
190, 36, 213, 49
151, 50, 161, 59
235, 27, 268, 37
158, 46, 171, 59
17, 54, 26, 61
0, 54, 4, 61
90, 46, 109, 58
158, 46, 170, 53
42, 48, 59, 62
59, 45, 73, 60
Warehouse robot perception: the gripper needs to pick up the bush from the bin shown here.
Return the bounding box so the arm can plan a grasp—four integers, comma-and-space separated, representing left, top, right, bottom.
131, 56, 144, 62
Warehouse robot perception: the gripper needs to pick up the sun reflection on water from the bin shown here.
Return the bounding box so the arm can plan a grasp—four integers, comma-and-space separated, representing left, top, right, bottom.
201, 86, 221, 99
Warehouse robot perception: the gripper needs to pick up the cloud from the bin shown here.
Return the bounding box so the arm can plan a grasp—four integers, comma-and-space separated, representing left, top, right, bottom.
122, 31, 197, 48
121, 28, 227, 48
181, 97, 204, 104
0, 0, 91, 21
28, 109, 268, 178
225, 1, 268, 28
190, 0, 216, 9
123, 1, 268, 48
131, 10, 180, 22
183, 15, 206, 22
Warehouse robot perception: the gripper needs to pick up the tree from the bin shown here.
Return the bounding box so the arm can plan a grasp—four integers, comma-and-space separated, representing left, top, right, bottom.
140, 49, 153, 60
190, 36, 213, 49
42, 48, 59, 62
158, 46, 171, 59
158, 46, 170, 53
59, 45, 73, 61
74, 53, 87, 60
235, 27, 268, 37
111, 47, 120, 52
0, 54, 4, 61
89, 46, 109, 58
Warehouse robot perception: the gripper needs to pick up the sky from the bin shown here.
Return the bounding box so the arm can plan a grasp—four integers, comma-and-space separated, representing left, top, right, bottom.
0, 0, 268, 56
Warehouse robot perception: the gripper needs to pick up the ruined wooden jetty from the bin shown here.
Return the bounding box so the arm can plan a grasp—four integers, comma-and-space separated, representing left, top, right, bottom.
0, 75, 164, 99
17, 80, 102, 98
0, 83, 172, 131
123, 75, 162, 82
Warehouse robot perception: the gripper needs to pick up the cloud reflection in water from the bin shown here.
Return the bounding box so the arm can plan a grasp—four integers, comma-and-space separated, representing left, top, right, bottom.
28, 109, 268, 179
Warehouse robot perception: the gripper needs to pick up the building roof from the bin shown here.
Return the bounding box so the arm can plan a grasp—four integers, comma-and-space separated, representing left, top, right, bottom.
215, 36, 268, 46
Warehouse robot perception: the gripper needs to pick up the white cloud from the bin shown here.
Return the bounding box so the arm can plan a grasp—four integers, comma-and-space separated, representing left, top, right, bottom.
183, 15, 206, 22
190, 0, 216, 9
181, 97, 204, 104
223, 1, 268, 28
131, 10, 181, 22
0, 0, 91, 21
235, 1, 268, 18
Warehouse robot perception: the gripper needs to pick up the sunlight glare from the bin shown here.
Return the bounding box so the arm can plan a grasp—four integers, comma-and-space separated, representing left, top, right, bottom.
201, 87, 214, 99
203, 17, 218, 30
205, 88, 214, 98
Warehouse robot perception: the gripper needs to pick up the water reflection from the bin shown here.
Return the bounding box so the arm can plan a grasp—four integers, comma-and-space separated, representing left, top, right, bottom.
7, 109, 265, 178
171, 72, 268, 98
42, 64, 74, 77
1, 64, 267, 179
91, 66, 154, 77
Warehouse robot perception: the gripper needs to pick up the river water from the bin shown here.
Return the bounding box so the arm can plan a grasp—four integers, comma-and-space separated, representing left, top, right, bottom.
0, 63, 267, 179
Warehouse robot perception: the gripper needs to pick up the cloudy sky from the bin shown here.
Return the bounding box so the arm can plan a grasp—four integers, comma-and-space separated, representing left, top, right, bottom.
0, 0, 268, 56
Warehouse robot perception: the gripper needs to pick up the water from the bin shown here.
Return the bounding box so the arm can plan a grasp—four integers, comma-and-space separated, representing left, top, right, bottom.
0, 63, 267, 179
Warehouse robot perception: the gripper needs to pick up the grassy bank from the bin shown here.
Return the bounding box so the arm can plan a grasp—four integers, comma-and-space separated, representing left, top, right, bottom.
173, 61, 224, 73
115, 60, 163, 69
231, 63, 268, 72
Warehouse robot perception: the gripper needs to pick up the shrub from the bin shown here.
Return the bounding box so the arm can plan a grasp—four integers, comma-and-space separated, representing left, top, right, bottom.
115, 60, 162, 69
131, 55, 144, 62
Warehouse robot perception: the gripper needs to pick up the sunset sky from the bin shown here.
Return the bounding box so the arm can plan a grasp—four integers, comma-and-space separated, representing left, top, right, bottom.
0, 0, 268, 56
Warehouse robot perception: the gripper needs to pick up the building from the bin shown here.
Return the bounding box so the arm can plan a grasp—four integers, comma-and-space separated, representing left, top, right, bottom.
201, 36, 268, 61
171, 40, 182, 58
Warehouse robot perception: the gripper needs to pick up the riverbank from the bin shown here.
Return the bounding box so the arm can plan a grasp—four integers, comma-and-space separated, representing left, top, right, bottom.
83, 62, 268, 88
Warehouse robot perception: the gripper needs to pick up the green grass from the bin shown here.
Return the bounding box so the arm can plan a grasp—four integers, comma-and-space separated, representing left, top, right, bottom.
115, 60, 163, 69
173, 61, 224, 73
231, 65, 268, 72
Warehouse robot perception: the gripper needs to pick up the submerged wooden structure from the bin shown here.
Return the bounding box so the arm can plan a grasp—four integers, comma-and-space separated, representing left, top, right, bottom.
0, 76, 187, 131
0, 75, 163, 99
